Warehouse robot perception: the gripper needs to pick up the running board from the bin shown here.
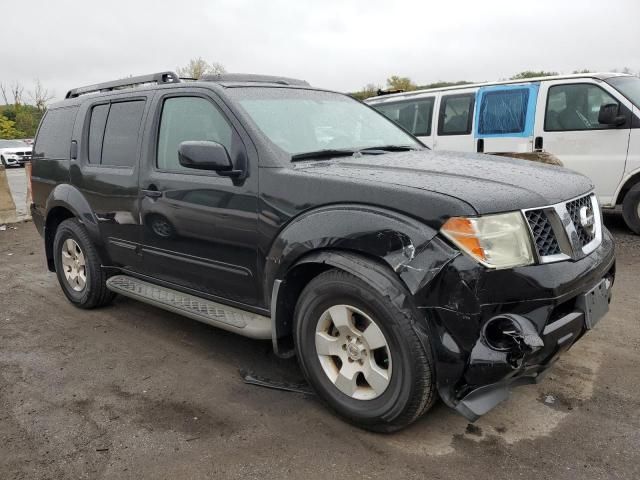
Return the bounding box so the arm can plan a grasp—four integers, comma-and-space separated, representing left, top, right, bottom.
106, 275, 271, 340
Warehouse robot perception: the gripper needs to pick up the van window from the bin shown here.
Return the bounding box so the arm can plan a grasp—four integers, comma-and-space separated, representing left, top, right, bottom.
478, 89, 529, 135
33, 107, 78, 160
373, 98, 435, 136
545, 84, 620, 131
100, 101, 145, 167
157, 96, 232, 172
438, 94, 474, 135
88, 104, 109, 164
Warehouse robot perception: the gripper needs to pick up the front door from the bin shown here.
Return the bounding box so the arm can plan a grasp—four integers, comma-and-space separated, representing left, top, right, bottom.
474, 84, 538, 154
138, 90, 259, 306
534, 80, 632, 206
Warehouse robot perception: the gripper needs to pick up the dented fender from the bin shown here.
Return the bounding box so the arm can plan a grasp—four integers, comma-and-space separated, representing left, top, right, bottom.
264, 203, 459, 305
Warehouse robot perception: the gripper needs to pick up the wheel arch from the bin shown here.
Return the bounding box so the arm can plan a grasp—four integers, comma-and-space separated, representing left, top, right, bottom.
265, 205, 459, 358
44, 184, 106, 271
614, 168, 640, 205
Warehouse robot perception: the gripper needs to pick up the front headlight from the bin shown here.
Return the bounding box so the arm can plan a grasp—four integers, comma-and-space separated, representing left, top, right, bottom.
440, 212, 534, 269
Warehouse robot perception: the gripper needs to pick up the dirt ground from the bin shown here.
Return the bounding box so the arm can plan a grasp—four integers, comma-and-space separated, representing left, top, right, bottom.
1, 215, 638, 480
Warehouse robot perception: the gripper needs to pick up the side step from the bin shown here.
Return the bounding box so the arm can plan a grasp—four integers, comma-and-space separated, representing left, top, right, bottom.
106, 275, 271, 340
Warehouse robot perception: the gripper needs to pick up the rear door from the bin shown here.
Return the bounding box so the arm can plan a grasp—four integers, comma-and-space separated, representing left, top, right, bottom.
534, 80, 632, 206
73, 94, 151, 269
434, 91, 476, 151
474, 84, 538, 154
371, 96, 436, 148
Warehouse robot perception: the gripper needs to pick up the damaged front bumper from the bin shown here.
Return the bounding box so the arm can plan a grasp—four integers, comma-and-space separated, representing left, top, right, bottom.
416, 228, 616, 421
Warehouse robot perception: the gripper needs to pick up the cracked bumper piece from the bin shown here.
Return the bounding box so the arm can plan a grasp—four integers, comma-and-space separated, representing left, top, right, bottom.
417, 229, 616, 421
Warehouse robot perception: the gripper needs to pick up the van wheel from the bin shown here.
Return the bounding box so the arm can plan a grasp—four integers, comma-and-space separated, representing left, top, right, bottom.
53, 218, 115, 309
294, 269, 436, 432
622, 185, 640, 234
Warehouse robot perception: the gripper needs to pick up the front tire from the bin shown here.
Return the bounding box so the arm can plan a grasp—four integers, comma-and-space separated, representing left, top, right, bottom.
294, 269, 436, 432
53, 218, 115, 309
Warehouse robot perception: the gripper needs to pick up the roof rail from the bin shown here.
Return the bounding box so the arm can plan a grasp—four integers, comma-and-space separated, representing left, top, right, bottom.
201, 73, 310, 86
65, 71, 181, 99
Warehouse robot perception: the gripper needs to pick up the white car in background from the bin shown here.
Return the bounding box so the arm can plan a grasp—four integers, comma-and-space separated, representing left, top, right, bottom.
0, 139, 32, 167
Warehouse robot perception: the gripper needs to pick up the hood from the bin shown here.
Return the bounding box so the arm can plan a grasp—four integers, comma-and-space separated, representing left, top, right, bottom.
294, 150, 593, 215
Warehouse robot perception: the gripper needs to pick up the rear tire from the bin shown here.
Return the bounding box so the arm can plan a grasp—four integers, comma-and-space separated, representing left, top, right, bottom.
294, 268, 436, 432
622, 185, 640, 234
53, 218, 115, 309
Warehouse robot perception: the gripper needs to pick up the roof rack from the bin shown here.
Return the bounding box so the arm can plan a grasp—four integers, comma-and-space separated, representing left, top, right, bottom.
201, 73, 310, 86
65, 71, 181, 99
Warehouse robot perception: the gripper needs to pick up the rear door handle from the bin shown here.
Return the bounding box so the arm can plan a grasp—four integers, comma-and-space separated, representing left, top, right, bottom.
142, 189, 162, 198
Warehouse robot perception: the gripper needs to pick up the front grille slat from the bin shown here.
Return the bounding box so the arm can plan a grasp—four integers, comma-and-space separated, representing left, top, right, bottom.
525, 209, 561, 257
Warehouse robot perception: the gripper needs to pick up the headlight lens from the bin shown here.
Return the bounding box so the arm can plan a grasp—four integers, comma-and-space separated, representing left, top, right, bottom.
440, 212, 534, 269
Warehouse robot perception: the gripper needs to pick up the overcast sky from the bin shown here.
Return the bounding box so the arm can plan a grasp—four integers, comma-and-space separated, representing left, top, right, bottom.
3, 0, 639, 102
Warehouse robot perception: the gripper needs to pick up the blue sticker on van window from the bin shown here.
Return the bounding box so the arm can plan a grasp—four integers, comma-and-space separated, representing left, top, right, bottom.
474, 83, 539, 138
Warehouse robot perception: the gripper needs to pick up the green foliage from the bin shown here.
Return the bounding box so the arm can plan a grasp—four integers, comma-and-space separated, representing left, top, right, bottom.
350, 83, 381, 101
0, 115, 24, 139
0, 104, 42, 138
572, 69, 593, 74
510, 70, 559, 80
386, 75, 416, 91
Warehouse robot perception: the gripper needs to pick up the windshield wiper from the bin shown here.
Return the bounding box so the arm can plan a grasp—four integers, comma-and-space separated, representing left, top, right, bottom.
355, 145, 420, 154
291, 149, 357, 161
291, 145, 421, 161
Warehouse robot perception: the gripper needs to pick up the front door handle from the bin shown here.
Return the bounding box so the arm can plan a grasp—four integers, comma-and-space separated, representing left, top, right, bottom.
142, 189, 162, 198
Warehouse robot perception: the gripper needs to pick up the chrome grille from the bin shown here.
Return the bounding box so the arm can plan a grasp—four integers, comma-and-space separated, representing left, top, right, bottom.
522, 193, 601, 264
566, 195, 596, 246
525, 210, 561, 257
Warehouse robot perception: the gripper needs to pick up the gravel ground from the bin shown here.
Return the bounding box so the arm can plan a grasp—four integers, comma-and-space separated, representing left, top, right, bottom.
0, 215, 638, 479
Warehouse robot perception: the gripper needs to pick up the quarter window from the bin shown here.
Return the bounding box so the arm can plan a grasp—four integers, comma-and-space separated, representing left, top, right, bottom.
33, 107, 78, 160
545, 84, 620, 131
374, 98, 435, 136
438, 94, 474, 135
157, 97, 232, 172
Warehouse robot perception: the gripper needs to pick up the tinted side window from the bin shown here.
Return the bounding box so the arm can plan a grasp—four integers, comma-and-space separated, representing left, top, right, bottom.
478, 89, 529, 135
438, 94, 474, 135
157, 97, 232, 172
88, 104, 109, 163
101, 100, 145, 167
545, 84, 620, 131
374, 98, 435, 136
33, 107, 78, 160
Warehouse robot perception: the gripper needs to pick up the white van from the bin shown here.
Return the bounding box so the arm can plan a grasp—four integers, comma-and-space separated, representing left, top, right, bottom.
366, 73, 640, 233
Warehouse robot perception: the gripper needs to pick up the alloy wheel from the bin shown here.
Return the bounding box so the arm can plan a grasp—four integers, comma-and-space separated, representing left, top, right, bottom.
314, 304, 392, 400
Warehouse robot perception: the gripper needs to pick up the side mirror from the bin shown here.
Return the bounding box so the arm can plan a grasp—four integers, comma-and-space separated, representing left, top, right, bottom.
178, 141, 241, 177
598, 103, 626, 126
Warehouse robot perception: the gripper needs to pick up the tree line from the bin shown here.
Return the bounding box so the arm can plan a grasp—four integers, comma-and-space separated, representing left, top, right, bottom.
2, 61, 637, 139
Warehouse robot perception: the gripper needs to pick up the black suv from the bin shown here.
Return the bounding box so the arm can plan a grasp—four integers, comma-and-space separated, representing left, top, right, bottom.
31, 72, 615, 432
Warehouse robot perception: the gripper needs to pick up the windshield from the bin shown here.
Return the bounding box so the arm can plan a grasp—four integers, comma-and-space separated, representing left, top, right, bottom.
226, 87, 421, 157
0, 140, 27, 148
606, 76, 640, 108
